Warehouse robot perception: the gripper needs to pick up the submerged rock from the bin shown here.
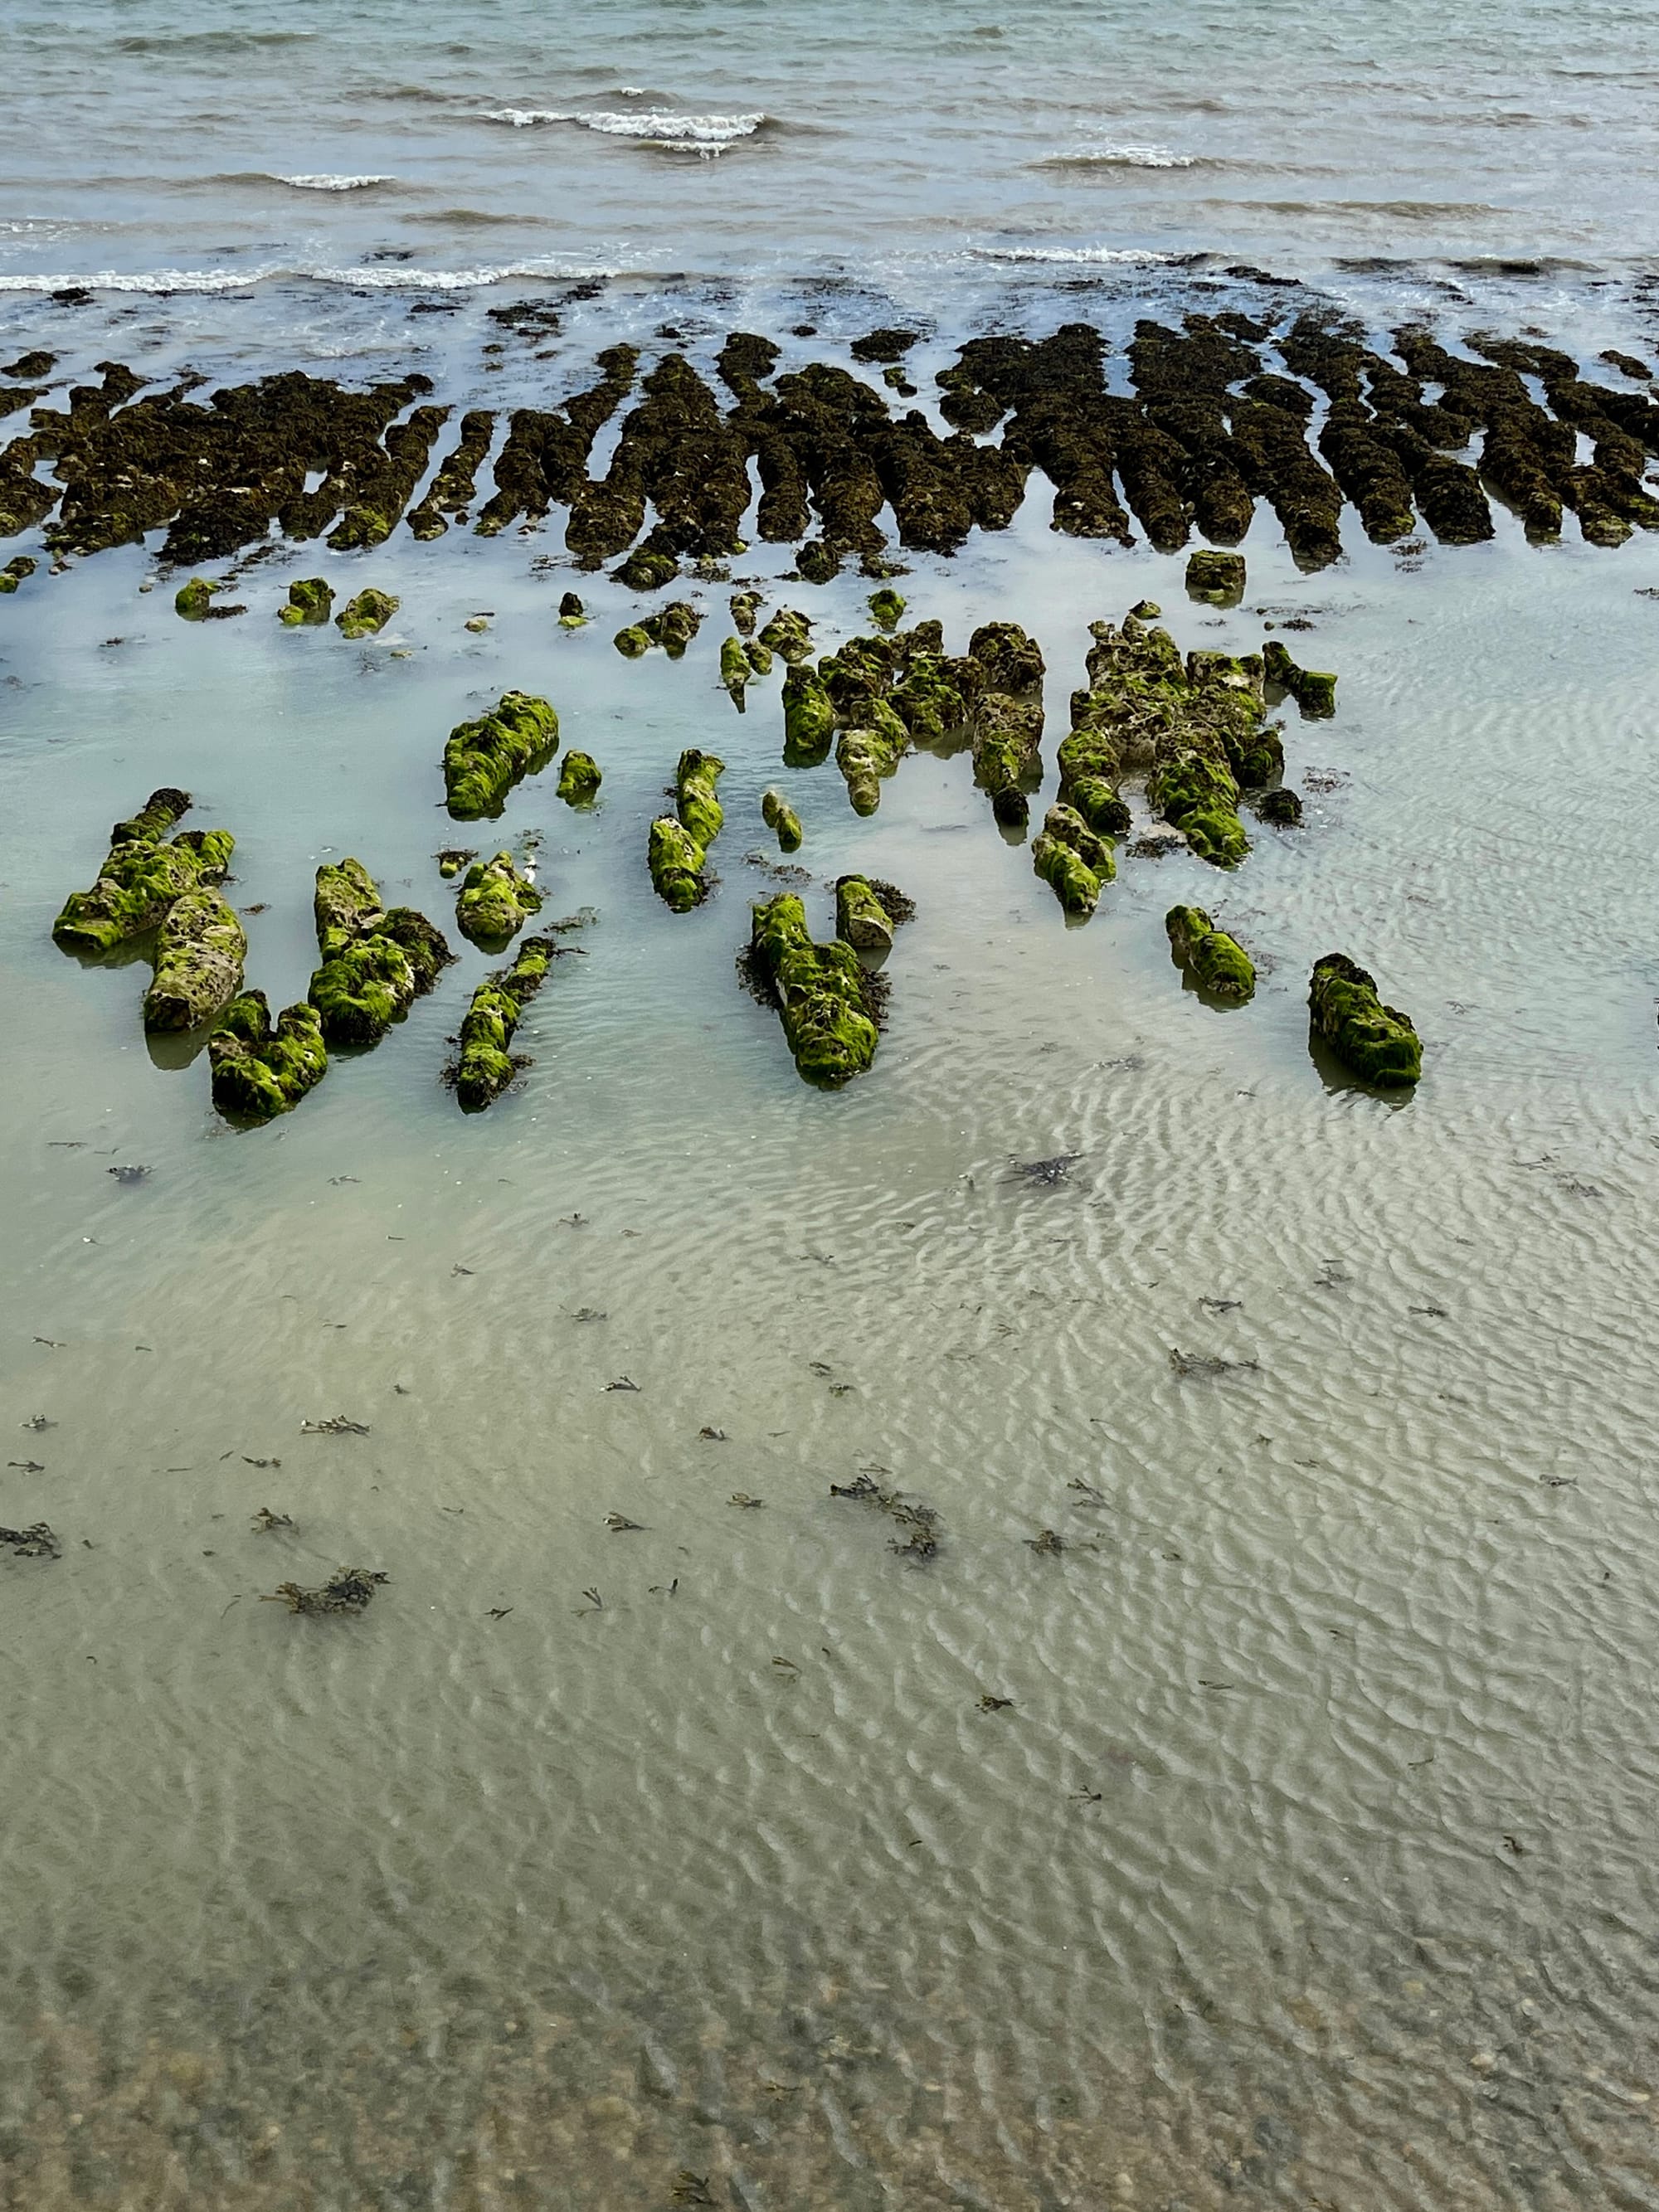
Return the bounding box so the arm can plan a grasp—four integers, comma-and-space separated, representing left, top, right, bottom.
1165, 903, 1255, 999
749, 893, 879, 1085
1262, 639, 1337, 717
452, 935, 554, 1108
1186, 547, 1247, 605
278, 576, 333, 625
142, 886, 246, 1030
335, 587, 398, 639
761, 788, 803, 853
1033, 802, 1115, 919
1253, 785, 1303, 826
1309, 951, 1420, 1086
53, 789, 234, 953
455, 851, 542, 946
209, 992, 328, 1121
443, 689, 559, 818
557, 749, 601, 804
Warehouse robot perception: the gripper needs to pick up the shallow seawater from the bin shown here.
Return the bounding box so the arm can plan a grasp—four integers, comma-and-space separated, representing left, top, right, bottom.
5, 421, 1659, 2206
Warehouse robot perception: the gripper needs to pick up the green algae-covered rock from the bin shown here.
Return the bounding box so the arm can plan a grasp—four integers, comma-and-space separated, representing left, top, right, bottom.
892, 654, 967, 745
142, 887, 246, 1031
1146, 746, 1248, 867
836, 702, 908, 816
379, 907, 454, 992
834, 873, 895, 955
972, 691, 1044, 800
762, 788, 803, 853
1057, 723, 1131, 836
53, 790, 235, 954
314, 856, 382, 950
759, 607, 813, 664
443, 690, 558, 819
174, 576, 221, 620
1310, 951, 1420, 1087
1186, 548, 1247, 606
782, 664, 835, 767
612, 547, 679, 591
648, 815, 707, 911
614, 623, 649, 658
744, 637, 774, 676
730, 590, 762, 636
455, 852, 542, 946
969, 620, 1045, 692
557, 750, 602, 805
750, 894, 878, 1087
675, 748, 726, 848
1032, 804, 1114, 920
279, 576, 334, 626
648, 600, 701, 658
1165, 903, 1255, 1000
454, 936, 553, 1110
309, 933, 417, 1046
868, 586, 907, 631
336, 587, 398, 639
0, 555, 37, 595
558, 591, 588, 628
720, 634, 751, 698
209, 994, 327, 1121
1263, 639, 1337, 718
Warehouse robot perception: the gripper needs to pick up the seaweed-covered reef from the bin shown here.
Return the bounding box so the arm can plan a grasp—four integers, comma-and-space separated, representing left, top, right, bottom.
7, 314, 1659, 579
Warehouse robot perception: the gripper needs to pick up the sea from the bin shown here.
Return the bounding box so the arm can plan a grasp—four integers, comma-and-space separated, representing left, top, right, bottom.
4, 3, 1659, 2206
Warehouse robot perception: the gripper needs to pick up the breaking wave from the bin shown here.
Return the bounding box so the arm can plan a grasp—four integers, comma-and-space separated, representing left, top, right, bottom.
1046, 143, 1200, 169
482, 107, 770, 150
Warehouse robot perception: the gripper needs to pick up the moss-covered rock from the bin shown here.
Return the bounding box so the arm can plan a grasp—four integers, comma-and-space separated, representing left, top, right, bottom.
969, 620, 1045, 692
455, 851, 542, 946
1263, 639, 1337, 717
615, 621, 649, 656
558, 591, 588, 627
648, 815, 708, 910
0, 555, 38, 593
762, 788, 803, 853
744, 637, 773, 675
782, 664, 835, 767
557, 749, 601, 804
336, 587, 398, 639
453, 936, 553, 1109
209, 993, 328, 1121
758, 607, 813, 664
174, 576, 221, 620
834, 873, 896, 953
720, 634, 751, 699
750, 893, 879, 1086
868, 586, 907, 630
892, 653, 968, 743
278, 576, 333, 625
308, 859, 451, 1046
612, 547, 679, 591
53, 790, 235, 953
1310, 951, 1420, 1086
1165, 904, 1255, 999
1032, 803, 1115, 918
1185, 548, 1247, 605
443, 689, 559, 818
675, 748, 725, 847
836, 700, 908, 815
730, 589, 762, 636
971, 691, 1044, 800
143, 887, 246, 1030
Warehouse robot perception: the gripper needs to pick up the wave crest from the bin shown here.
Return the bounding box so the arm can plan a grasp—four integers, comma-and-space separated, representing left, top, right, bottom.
482, 107, 768, 149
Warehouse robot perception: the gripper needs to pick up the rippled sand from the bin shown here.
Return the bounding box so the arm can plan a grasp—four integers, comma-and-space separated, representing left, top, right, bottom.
4, 472, 1659, 2206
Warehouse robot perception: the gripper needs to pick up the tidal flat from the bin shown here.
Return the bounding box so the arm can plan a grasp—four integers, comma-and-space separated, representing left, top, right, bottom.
4, 304, 1659, 2207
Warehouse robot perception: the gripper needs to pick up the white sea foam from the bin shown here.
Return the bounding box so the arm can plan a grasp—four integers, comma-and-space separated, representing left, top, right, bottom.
1055, 143, 1197, 168
482, 107, 766, 148
974, 244, 1182, 265
0, 258, 617, 294
275, 173, 397, 191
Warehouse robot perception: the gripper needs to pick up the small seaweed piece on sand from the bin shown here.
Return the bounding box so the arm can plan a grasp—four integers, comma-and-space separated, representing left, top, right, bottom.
1, 1522, 61, 1559
251, 1506, 296, 1534
1169, 1346, 1260, 1378
830, 1471, 941, 1560
1008, 1154, 1082, 1185
300, 1414, 370, 1435
262, 1565, 387, 1615
449, 935, 555, 1109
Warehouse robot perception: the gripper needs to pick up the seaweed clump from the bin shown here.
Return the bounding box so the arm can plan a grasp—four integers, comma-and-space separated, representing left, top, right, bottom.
443, 690, 559, 818
263, 1566, 388, 1615
309, 858, 453, 1046
749, 893, 879, 1085
455, 851, 542, 946
142, 887, 246, 1030
451, 935, 555, 1108
209, 993, 328, 1121
1309, 951, 1420, 1086
1, 1522, 61, 1559
53, 788, 234, 953
1165, 903, 1255, 999
830, 1471, 940, 1560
